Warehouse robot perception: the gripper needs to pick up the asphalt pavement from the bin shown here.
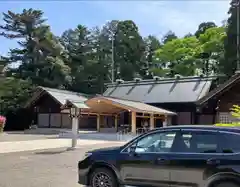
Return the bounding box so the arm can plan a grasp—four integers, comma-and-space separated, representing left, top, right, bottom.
0, 143, 121, 187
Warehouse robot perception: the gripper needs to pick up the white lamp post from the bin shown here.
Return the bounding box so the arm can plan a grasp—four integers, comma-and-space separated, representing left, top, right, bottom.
70, 107, 79, 149
61, 100, 89, 150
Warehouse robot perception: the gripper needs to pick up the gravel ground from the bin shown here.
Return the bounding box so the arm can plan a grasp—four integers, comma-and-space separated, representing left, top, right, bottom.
0, 142, 120, 187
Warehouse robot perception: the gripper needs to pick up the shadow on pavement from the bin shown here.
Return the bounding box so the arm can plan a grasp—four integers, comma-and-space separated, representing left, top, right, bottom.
34, 147, 73, 155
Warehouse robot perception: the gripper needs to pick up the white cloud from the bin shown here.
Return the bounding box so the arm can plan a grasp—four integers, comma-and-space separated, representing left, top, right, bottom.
90, 0, 230, 37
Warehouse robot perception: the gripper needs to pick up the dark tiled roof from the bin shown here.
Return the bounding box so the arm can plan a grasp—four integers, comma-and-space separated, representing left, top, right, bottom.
104, 76, 218, 103
196, 73, 240, 105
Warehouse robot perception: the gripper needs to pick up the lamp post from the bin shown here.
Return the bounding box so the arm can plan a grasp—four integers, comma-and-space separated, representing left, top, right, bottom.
69, 107, 79, 149
109, 30, 116, 84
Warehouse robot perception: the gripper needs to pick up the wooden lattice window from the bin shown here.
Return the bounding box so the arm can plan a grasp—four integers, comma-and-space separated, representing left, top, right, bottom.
218, 112, 234, 123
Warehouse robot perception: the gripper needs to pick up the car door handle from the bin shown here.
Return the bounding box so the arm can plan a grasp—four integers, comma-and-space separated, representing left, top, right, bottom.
207, 158, 220, 165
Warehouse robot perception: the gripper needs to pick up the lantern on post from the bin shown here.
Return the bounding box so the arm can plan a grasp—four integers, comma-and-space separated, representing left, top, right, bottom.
69, 106, 79, 149
61, 100, 89, 150
70, 107, 79, 118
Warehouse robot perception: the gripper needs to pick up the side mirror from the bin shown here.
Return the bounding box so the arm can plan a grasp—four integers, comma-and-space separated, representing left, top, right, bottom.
127, 145, 136, 155
129, 146, 136, 153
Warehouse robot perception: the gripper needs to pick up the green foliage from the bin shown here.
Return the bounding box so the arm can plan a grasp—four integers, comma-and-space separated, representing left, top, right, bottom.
195, 22, 217, 38
0, 77, 35, 114
215, 123, 240, 127
154, 36, 200, 76
0, 9, 69, 88
153, 26, 226, 77
223, 0, 240, 77
230, 104, 240, 118
215, 104, 240, 127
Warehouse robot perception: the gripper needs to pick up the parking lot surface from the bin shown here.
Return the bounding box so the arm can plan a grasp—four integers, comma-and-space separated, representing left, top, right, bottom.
0, 132, 57, 142
0, 142, 122, 187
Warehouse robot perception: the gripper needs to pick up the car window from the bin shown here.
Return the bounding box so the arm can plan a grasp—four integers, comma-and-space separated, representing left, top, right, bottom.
220, 132, 240, 153
128, 131, 177, 153
174, 131, 219, 153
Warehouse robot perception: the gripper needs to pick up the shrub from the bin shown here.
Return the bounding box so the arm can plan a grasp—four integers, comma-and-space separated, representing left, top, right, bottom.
215, 105, 240, 127
0, 115, 6, 133
215, 123, 240, 127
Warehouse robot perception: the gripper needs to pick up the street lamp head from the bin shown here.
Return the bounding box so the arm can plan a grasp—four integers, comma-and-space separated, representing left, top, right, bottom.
70, 107, 76, 116
70, 107, 80, 117
71, 107, 77, 116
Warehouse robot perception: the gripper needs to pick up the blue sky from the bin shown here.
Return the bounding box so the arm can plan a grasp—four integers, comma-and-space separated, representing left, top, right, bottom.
0, 0, 230, 56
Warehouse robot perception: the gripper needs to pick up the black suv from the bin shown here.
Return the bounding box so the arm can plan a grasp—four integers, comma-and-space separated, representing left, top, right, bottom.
78, 126, 240, 187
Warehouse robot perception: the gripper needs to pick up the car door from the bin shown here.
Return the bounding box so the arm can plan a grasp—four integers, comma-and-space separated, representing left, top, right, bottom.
168, 129, 222, 187
119, 130, 178, 187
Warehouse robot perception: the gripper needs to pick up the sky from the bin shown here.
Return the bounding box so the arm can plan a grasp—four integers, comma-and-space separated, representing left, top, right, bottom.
0, 0, 230, 56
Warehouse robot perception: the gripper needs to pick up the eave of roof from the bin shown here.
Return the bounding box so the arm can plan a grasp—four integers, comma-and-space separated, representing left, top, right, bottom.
61, 99, 89, 110
86, 96, 176, 115
196, 73, 240, 105
24, 86, 89, 108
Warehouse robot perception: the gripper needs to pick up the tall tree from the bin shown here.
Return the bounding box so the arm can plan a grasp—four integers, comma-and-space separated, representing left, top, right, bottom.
162, 30, 178, 44
142, 35, 161, 78
223, 0, 240, 77
114, 20, 145, 80
195, 22, 217, 38
60, 25, 93, 93
0, 9, 69, 88
154, 36, 200, 77
198, 27, 226, 75
0, 77, 34, 113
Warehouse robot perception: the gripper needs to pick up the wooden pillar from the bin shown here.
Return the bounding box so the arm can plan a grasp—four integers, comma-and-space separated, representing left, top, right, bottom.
131, 111, 136, 134
100, 115, 104, 128
97, 114, 100, 132
150, 113, 154, 130
114, 115, 118, 130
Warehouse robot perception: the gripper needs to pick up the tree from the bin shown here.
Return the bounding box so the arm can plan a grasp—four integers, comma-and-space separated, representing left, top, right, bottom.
142, 35, 161, 78
0, 77, 34, 114
154, 36, 200, 77
195, 22, 217, 38
87, 27, 111, 93
0, 9, 47, 66
184, 33, 193, 38
224, 0, 240, 77
198, 27, 226, 75
114, 20, 145, 80
60, 25, 94, 93
162, 30, 178, 44
0, 9, 70, 88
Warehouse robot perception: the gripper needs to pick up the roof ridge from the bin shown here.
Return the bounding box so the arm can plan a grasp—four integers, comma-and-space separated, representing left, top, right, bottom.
105, 76, 220, 87
99, 95, 141, 103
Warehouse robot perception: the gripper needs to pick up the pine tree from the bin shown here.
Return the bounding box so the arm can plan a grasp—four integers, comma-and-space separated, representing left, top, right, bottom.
223, 0, 240, 77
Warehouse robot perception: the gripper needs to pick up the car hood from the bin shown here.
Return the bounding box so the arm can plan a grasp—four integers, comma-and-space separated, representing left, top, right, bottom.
90, 146, 122, 154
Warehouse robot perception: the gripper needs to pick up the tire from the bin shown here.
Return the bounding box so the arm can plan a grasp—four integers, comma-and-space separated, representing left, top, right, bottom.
89, 167, 118, 187
215, 182, 239, 187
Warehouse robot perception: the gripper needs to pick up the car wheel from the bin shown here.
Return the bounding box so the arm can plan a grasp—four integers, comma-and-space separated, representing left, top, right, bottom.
89, 168, 118, 187
216, 182, 239, 187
